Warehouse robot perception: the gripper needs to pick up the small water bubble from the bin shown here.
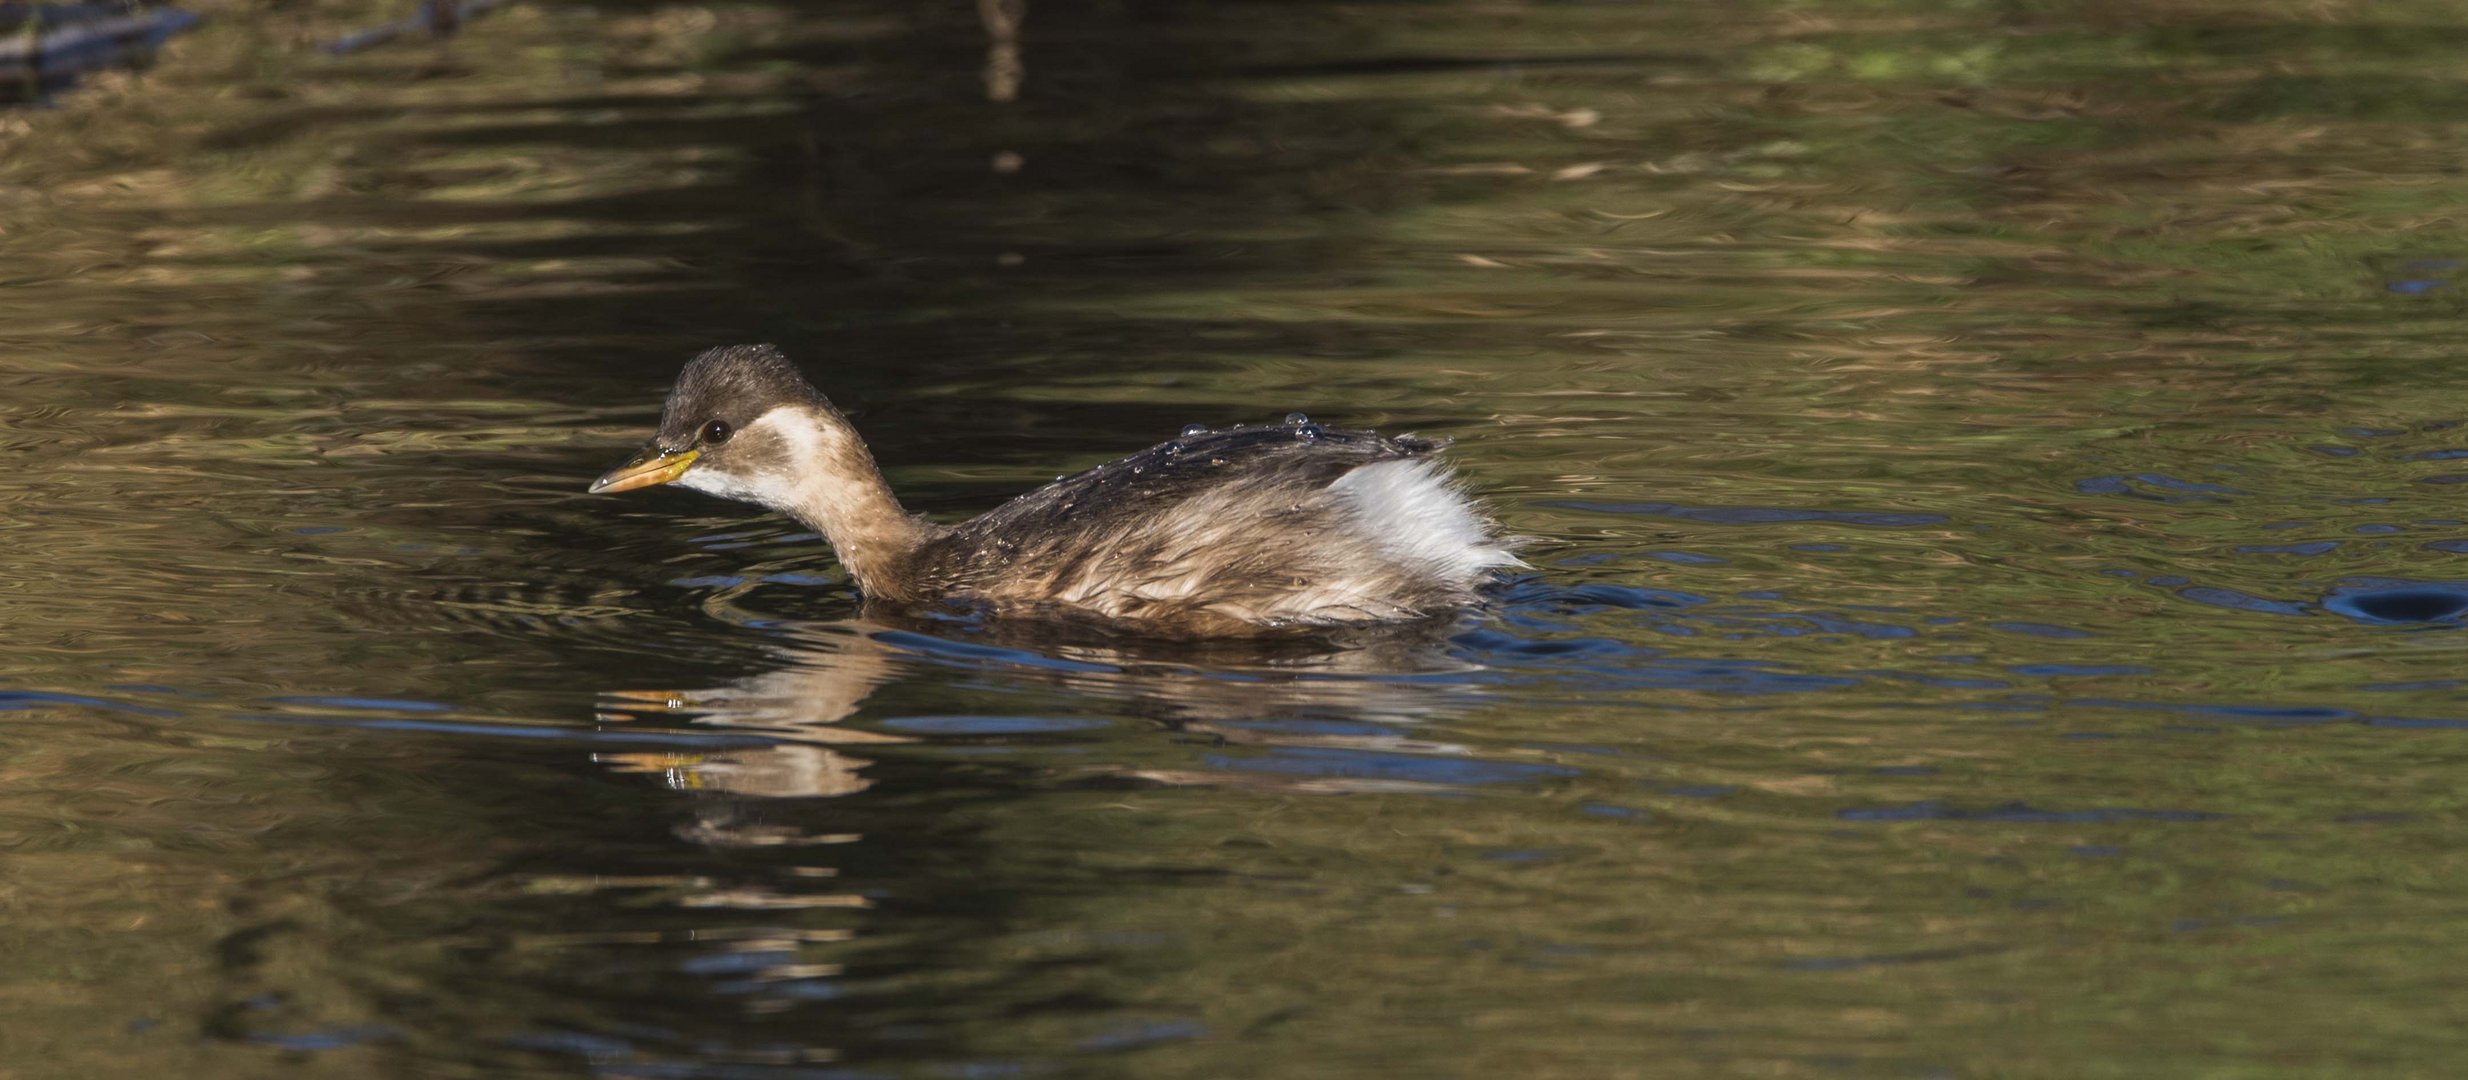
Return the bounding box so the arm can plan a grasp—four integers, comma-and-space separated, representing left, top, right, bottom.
1295, 423, 1322, 441
1131, 465, 1144, 474
1180, 423, 1211, 437
1284, 411, 1310, 426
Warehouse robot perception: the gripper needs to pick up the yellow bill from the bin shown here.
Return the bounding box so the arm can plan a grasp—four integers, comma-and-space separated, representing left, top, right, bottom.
589, 445, 699, 494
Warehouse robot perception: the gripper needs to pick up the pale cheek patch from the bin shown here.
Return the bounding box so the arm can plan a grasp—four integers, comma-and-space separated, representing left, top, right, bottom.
675, 466, 778, 505
676, 407, 815, 512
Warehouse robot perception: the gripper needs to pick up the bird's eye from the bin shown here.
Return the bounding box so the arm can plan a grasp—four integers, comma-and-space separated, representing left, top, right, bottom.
700, 420, 731, 445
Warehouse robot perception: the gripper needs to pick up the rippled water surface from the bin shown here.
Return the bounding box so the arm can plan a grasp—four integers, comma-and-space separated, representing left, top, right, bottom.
11, 0, 2468, 1075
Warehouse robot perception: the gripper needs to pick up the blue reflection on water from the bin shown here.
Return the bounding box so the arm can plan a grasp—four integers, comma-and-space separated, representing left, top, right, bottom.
2074, 474, 2242, 502
2177, 587, 2309, 616
2323, 581, 2468, 624
2237, 541, 2339, 555
2069, 699, 2354, 724
1643, 550, 1727, 565
1079, 1019, 1206, 1052
266, 694, 451, 712
0, 690, 178, 717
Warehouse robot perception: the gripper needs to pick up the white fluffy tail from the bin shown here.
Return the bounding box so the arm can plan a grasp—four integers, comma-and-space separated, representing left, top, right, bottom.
1329, 458, 1520, 586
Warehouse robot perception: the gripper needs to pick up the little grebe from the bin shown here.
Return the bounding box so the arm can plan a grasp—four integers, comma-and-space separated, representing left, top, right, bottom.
589, 345, 1518, 636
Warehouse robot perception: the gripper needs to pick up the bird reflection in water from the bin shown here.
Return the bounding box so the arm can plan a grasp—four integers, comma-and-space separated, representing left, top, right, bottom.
590, 613, 1491, 812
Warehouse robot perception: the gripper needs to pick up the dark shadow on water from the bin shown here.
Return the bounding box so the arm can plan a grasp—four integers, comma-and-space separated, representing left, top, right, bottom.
2322, 580, 2468, 625
150, 0, 1575, 430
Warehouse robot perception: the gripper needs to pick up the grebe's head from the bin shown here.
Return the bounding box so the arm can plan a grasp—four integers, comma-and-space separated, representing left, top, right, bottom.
589, 343, 851, 510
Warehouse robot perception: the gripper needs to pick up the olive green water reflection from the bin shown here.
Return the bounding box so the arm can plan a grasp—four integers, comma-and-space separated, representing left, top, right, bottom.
10, 0, 2468, 1074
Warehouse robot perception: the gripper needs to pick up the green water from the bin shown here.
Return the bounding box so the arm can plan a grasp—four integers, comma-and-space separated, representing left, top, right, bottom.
8, 0, 2468, 1075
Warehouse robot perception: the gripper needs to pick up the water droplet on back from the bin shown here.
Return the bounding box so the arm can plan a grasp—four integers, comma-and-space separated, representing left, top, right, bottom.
1180, 423, 1211, 437
1295, 423, 1322, 441
1284, 411, 1309, 426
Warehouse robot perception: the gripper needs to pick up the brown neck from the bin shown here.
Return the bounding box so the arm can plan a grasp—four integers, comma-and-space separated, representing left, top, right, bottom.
771, 408, 939, 600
